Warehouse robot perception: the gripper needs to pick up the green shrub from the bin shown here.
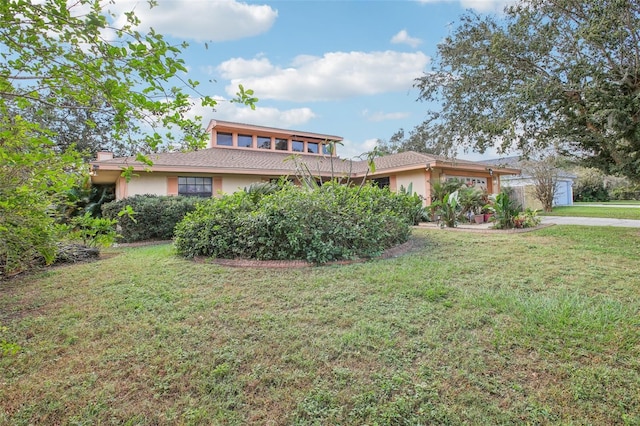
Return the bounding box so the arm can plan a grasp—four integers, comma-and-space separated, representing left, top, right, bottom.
60, 212, 118, 247
514, 208, 541, 228
572, 168, 609, 202
174, 182, 419, 264
102, 195, 201, 243
610, 185, 640, 200
490, 190, 521, 229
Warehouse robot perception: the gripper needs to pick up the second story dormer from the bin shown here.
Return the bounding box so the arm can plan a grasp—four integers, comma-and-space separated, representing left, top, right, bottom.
206, 119, 343, 156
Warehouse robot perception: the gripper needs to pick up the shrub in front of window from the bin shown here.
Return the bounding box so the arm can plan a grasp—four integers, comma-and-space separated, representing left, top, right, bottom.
102, 195, 201, 242
174, 182, 421, 264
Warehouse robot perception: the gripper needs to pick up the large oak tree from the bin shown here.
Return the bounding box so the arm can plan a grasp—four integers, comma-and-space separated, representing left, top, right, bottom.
414, 0, 640, 181
0, 0, 254, 276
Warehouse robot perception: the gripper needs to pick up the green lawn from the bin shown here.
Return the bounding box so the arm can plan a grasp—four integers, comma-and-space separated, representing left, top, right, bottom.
542, 205, 640, 220
575, 200, 640, 205
1, 227, 639, 425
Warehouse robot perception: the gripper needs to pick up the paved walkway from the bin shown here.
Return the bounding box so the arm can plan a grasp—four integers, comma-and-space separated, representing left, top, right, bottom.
540, 216, 640, 228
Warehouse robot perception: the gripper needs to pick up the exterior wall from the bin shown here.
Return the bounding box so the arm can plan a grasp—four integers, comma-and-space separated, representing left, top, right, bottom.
219, 175, 266, 195
395, 170, 428, 204
126, 173, 168, 197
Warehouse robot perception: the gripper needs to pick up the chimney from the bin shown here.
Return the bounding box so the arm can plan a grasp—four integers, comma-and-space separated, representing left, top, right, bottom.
96, 151, 114, 161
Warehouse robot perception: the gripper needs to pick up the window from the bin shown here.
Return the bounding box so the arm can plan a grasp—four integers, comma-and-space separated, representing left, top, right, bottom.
307, 142, 319, 154
372, 177, 390, 188
275, 138, 288, 150
216, 132, 233, 146
322, 143, 333, 155
238, 134, 252, 148
257, 136, 271, 149
178, 177, 212, 197
292, 140, 304, 152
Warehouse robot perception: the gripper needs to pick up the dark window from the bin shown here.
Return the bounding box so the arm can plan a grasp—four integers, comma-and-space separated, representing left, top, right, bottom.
322, 143, 333, 155
372, 177, 390, 188
257, 136, 271, 149
238, 134, 252, 148
178, 177, 212, 197
217, 132, 232, 146
275, 138, 288, 150
292, 140, 304, 152
307, 142, 319, 154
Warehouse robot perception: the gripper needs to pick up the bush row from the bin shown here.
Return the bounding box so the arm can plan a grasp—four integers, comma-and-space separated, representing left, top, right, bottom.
610, 185, 640, 201
174, 182, 421, 264
102, 195, 200, 242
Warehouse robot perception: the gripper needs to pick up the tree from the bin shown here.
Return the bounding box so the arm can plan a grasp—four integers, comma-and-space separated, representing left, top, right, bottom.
414, 0, 640, 182
0, 108, 81, 277
16, 97, 133, 160
521, 156, 560, 212
376, 127, 446, 156
0, 0, 255, 276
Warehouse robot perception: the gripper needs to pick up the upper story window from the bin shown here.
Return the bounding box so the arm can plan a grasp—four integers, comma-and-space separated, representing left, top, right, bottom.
257, 136, 271, 149
322, 143, 333, 155
307, 142, 319, 154
238, 134, 252, 148
275, 138, 288, 151
217, 132, 233, 146
178, 177, 212, 197
292, 140, 304, 152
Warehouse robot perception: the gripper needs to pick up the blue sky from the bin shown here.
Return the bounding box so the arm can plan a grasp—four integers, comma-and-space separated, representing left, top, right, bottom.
110, 0, 511, 160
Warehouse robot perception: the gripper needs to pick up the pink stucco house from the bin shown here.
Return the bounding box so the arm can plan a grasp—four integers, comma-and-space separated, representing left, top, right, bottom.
89, 120, 519, 204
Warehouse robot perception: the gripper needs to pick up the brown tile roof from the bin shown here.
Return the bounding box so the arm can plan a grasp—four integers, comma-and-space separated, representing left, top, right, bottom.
95, 147, 359, 176
93, 148, 516, 177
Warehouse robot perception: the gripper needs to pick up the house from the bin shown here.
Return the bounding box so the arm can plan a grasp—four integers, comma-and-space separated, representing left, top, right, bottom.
481, 156, 575, 209
89, 120, 520, 204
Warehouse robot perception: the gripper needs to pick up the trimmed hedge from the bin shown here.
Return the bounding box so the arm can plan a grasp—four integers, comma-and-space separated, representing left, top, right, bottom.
102, 195, 201, 243
174, 182, 422, 264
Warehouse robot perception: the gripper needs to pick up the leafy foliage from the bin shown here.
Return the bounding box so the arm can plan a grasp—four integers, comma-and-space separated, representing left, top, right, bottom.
490, 191, 522, 229
0, 109, 82, 278
514, 208, 541, 229
375, 128, 445, 156
572, 167, 610, 202
59, 213, 117, 248
435, 190, 461, 228
610, 185, 640, 201
0, 1, 259, 277
102, 195, 201, 243
414, 0, 640, 181
174, 182, 420, 264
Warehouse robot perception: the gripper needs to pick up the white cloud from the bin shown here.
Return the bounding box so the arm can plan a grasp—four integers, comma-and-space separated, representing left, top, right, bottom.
110, 0, 277, 42
187, 96, 316, 129
416, 0, 514, 13
362, 109, 411, 122
219, 51, 430, 102
216, 56, 275, 79
339, 138, 379, 160
390, 30, 422, 48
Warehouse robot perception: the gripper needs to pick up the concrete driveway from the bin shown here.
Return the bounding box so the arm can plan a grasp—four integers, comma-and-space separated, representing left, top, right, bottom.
540, 216, 640, 228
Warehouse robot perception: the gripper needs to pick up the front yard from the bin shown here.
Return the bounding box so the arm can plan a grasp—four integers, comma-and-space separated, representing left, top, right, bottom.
1, 226, 639, 425
542, 204, 640, 220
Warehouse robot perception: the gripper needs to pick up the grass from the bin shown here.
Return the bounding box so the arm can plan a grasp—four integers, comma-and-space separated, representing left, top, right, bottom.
575, 200, 640, 205
542, 205, 640, 220
1, 226, 639, 425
